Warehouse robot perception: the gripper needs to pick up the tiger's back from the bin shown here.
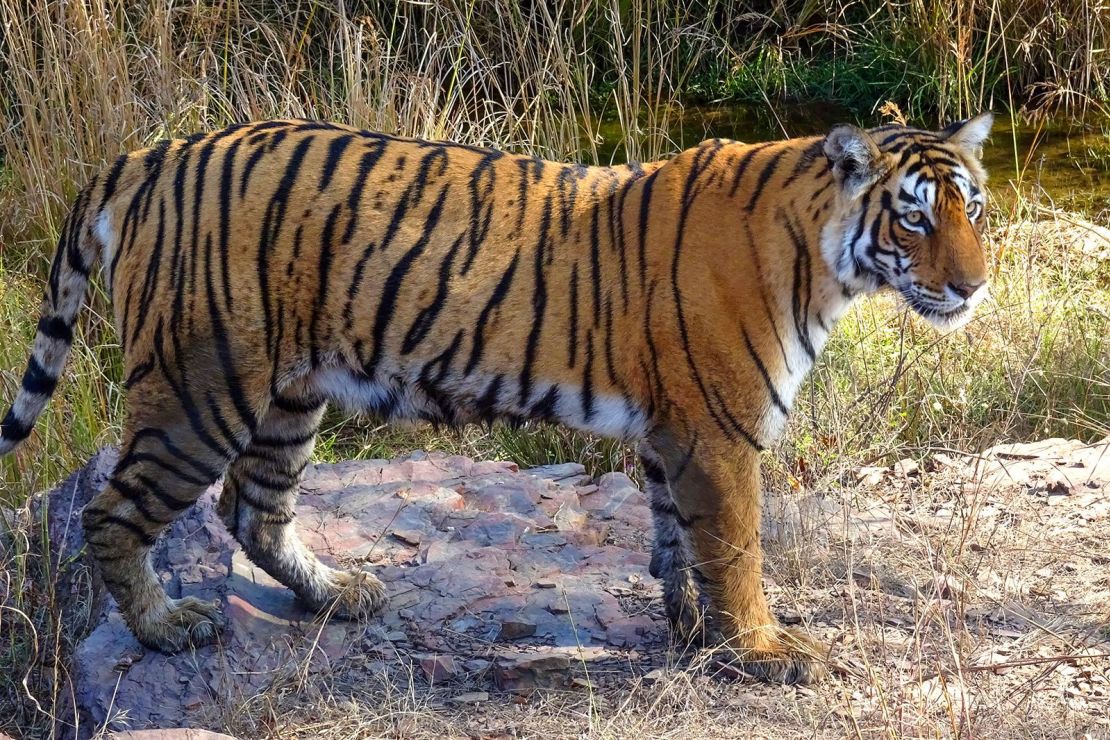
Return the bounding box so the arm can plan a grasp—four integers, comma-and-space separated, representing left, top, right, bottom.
103, 121, 658, 438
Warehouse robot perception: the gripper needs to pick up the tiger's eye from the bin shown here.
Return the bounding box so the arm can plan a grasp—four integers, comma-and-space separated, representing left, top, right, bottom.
903, 210, 924, 225
966, 201, 982, 220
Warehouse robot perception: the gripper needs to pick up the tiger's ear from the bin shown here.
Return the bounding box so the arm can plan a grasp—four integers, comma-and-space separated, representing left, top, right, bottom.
941, 112, 993, 156
824, 125, 886, 200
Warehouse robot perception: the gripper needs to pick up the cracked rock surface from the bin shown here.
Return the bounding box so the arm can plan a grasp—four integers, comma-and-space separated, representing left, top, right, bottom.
45, 449, 664, 734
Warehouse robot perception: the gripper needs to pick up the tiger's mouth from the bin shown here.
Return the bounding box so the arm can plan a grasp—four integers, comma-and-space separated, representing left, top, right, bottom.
900, 287, 980, 330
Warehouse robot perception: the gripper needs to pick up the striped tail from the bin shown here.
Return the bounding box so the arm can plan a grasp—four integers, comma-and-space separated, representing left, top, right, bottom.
0, 187, 101, 455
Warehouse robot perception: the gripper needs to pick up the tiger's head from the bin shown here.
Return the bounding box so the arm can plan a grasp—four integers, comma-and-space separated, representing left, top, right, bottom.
821, 113, 994, 330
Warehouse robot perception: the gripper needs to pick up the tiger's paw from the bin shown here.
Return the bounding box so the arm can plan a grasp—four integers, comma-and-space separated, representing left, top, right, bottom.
708, 626, 827, 685
130, 595, 226, 653
312, 566, 388, 621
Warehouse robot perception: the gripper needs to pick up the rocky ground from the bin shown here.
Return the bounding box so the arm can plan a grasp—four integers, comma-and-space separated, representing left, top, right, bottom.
13, 437, 1110, 738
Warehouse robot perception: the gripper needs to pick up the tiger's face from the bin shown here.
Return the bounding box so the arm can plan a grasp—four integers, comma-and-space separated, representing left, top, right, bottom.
823, 113, 993, 330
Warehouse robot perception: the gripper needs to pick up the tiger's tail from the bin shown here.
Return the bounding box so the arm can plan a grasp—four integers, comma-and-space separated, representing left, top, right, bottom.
0, 182, 104, 455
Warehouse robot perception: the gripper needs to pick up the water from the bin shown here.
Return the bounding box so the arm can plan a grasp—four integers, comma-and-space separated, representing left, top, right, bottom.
596, 102, 1110, 215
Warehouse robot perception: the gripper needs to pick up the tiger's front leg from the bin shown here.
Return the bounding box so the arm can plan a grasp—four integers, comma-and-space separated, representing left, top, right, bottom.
648, 426, 827, 684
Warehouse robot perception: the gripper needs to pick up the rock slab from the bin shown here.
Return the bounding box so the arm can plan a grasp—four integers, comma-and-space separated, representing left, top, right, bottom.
44, 449, 660, 734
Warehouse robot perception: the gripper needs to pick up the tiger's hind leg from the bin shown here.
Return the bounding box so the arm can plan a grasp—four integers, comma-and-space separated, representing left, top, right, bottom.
639, 442, 707, 645
82, 378, 255, 652
217, 389, 387, 621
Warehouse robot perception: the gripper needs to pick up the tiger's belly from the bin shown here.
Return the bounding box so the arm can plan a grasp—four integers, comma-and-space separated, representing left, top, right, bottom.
306, 364, 649, 440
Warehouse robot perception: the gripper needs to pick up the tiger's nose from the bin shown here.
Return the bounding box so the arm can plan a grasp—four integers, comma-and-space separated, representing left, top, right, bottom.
948, 281, 985, 299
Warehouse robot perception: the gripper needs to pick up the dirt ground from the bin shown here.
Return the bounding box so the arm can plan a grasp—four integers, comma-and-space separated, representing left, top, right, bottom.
8, 437, 1110, 739
206, 437, 1110, 739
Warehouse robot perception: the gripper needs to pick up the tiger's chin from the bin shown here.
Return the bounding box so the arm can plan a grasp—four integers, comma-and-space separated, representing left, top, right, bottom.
903, 290, 985, 331
919, 303, 975, 331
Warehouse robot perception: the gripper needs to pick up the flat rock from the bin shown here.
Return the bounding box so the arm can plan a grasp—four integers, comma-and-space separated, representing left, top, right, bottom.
35, 448, 662, 735
973, 437, 1110, 496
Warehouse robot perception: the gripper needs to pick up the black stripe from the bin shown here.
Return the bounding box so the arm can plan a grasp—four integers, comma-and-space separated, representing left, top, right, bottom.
258, 136, 315, 364
744, 221, 792, 373
271, 394, 325, 415
402, 231, 464, 354
636, 171, 656, 291
781, 139, 826, 188
123, 359, 154, 389
588, 197, 602, 328
99, 154, 129, 207
37, 316, 73, 343
233, 484, 291, 516
640, 454, 666, 485
567, 263, 579, 368
115, 451, 212, 488
344, 147, 448, 328
318, 134, 354, 191
782, 212, 817, 361
309, 204, 344, 367
242, 467, 297, 492
364, 184, 452, 376
117, 474, 192, 515
519, 195, 553, 405
581, 329, 595, 422
376, 147, 450, 254
342, 141, 388, 243
92, 510, 157, 547
252, 430, 317, 448
741, 327, 788, 415
461, 151, 503, 273
609, 176, 630, 309
745, 146, 790, 212
204, 234, 259, 434
240, 137, 272, 198
130, 196, 168, 347
476, 374, 503, 422
22, 355, 57, 396
0, 410, 31, 442
727, 142, 772, 196
218, 137, 245, 311
129, 427, 222, 481
529, 385, 560, 422
153, 321, 241, 460
464, 249, 520, 374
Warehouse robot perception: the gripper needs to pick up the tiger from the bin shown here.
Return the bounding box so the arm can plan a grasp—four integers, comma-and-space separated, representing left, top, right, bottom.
0, 113, 992, 684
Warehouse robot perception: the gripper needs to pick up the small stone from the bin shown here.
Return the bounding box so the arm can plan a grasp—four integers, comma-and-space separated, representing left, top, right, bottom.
894, 458, 920, 477
417, 654, 458, 682
536, 578, 559, 589
856, 466, 886, 487
493, 652, 574, 691
451, 691, 489, 704
500, 618, 537, 640
932, 574, 963, 600
384, 630, 408, 642
1045, 470, 1071, 494
392, 528, 424, 546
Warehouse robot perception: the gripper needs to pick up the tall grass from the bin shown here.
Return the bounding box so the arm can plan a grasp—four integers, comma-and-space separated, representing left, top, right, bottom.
692, 0, 1110, 119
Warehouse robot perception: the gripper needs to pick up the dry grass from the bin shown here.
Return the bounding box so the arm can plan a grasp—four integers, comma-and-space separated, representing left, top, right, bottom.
0, 1, 1108, 738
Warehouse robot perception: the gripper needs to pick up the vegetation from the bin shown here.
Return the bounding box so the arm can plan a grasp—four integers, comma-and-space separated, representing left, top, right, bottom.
0, 1, 1107, 736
